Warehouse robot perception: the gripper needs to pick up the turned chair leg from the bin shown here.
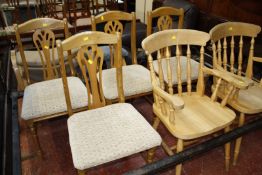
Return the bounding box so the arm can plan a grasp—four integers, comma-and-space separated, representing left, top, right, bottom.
28, 122, 42, 157
147, 147, 156, 163
176, 139, 184, 175
233, 113, 245, 166
78, 169, 85, 175
224, 126, 231, 171
152, 117, 160, 130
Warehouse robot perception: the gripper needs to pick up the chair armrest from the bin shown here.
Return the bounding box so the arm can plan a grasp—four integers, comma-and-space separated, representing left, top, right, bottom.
253, 57, 262, 63
153, 86, 184, 110
203, 67, 249, 90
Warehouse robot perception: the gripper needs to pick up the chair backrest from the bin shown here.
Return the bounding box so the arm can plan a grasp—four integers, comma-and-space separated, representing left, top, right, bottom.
142, 29, 210, 96
147, 6, 184, 36
210, 22, 261, 80
91, 11, 137, 65
14, 17, 70, 85
67, 0, 93, 24
43, 0, 65, 19
56, 31, 123, 115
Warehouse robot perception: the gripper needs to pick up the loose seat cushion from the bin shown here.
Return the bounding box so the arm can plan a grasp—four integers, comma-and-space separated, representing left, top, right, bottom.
21, 77, 88, 120
153, 56, 199, 85
68, 103, 162, 170
16, 48, 78, 67
101, 65, 152, 100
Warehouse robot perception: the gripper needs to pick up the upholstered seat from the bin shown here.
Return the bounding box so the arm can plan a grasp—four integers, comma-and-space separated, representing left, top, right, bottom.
21, 77, 88, 120
68, 103, 162, 170
153, 56, 199, 85
16, 48, 78, 67
101, 65, 152, 100
76, 17, 92, 27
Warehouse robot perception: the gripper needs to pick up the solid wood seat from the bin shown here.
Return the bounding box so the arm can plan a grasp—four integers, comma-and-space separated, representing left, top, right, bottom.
142, 29, 248, 175
210, 22, 262, 165
154, 93, 235, 140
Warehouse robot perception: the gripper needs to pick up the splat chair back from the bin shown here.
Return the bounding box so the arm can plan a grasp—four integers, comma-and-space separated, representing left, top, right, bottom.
43, 0, 66, 19
57, 31, 123, 115
12, 18, 71, 89
147, 6, 184, 36
91, 11, 137, 65
210, 22, 261, 82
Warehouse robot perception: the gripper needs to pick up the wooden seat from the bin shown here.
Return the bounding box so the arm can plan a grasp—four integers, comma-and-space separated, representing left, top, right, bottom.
12, 18, 72, 88
210, 22, 262, 165
56, 31, 161, 175
142, 29, 249, 175
91, 11, 152, 103
10, 27, 88, 157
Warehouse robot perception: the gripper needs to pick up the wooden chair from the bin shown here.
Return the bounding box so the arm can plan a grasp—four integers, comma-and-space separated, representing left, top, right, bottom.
10, 27, 88, 157
12, 17, 76, 89
56, 31, 162, 175
209, 22, 262, 165
146, 7, 200, 87
142, 29, 249, 175
91, 11, 153, 103
42, 0, 66, 20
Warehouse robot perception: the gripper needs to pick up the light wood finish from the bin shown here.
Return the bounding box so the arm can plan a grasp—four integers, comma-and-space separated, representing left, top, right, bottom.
210, 22, 262, 165
147, 6, 184, 36
91, 11, 152, 103
13, 18, 71, 88
57, 31, 123, 116
142, 29, 248, 174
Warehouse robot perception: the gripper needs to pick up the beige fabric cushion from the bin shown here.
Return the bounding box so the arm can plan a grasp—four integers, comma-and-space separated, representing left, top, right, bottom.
153, 56, 199, 85
76, 18, 91, 27
21, 77, 88, 120
16, 48, 78, 67
68, 103, 162, 170
101, 65, 152, 100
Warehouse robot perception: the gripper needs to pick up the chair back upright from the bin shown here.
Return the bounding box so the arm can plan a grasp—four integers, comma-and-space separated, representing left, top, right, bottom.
14, 18, 71, 85
210, 22, 261, 80
147, 6, 184, 36
142, 29, 209, 97
91, 11, 137, 65
57, 31, 123, 116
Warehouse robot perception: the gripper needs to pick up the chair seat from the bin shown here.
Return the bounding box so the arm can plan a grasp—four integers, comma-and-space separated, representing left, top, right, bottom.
16, 48, 78, 67
153, 56, 199, 85
230, 85, 262, 114
76, 17, 91, 27
101, 65, 152, 100
21, 77, 88, 120
67, 103, 162, 170
154, 93, 235, 140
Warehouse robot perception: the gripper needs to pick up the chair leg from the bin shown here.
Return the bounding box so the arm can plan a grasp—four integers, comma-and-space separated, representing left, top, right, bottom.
224, 126, 231, 171
78, 169, 85, 175
147, 147, 156, 163
152, 117, 160, 130
28, 122, 42, 157
233, 113, 245, 166
176, 139, 184, 175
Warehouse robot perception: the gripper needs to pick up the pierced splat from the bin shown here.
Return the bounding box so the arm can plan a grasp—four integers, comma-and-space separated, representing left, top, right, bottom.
157, 15, 173, 31
104, 20, 123, 34
33, 28, 58, 80
76, 45, 105, 109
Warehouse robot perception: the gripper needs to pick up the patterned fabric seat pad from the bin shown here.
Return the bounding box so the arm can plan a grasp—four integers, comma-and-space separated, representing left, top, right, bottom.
101, 64, 152, 100
21, 77, 88, 120
68, 103, 162, 170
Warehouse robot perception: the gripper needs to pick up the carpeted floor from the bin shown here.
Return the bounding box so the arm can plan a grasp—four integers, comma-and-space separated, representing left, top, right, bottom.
19, 97, 262, 175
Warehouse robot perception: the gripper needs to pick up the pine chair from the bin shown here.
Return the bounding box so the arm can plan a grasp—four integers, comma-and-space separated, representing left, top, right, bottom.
10, 27, 88, 157
147, 7, 200, 87
56, 31, 162, 175
91, 11, 153, 104
12, 17, 77, 89
142, 29, 249, 175
210, 22, 262, 165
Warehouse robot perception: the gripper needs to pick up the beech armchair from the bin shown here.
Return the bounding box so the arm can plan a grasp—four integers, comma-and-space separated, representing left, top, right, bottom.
56, 31, 161, 175
142, 29, 249, 175
210, 22, 262, 165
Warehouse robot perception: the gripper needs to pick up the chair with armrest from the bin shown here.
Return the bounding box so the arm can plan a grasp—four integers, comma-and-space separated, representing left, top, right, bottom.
10, 26, 88, 157
56, 31, 162, 175
91, 11, 153, 104
210, 22, 262, 165
142, 29, 249, 174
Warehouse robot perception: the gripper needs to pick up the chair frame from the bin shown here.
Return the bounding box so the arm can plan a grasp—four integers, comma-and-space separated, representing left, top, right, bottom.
210, 22, 262, 165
